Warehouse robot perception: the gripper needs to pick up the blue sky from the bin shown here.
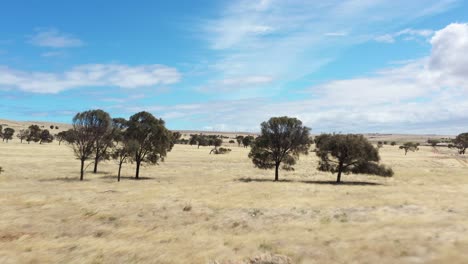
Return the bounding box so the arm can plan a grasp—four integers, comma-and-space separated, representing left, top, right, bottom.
1, 0, 467, 134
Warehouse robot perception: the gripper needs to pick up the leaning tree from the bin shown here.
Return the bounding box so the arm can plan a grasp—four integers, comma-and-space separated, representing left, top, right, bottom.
125, 111, 173, 179
248, 116, 311, 181
315, 134, 393, 183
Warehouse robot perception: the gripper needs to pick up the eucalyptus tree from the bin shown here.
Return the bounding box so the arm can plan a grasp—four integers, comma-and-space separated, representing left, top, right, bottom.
69, 110, 109, 180
453, 133, 468, 155
88, 110, 113, 173
242, 135, 255, 148
2, 128, 14, 142
39, 129, 54, 144
110, 118, 132, 181
125, 112, 173, 179
236, 135, 244, 147
248, 116, 311, 181
315, 134, 393, 183
399, 142, 420, 155
27, 125, 41, 144
17, 129, 29, 143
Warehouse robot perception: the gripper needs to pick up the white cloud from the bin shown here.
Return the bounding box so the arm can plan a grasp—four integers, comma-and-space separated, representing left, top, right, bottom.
198, 75, 274, 93
375, 28, 435, 43
324, 32, 348, 37
122, 23, 468, 134
28, 28, 84, 48
198, 0, 455, 98
0, 64, 181, 93
41, 51, 65, 57
429, 23, 468, 83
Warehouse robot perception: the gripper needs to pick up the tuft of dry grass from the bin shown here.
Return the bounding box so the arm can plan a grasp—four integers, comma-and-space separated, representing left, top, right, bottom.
0, 142, 468, 263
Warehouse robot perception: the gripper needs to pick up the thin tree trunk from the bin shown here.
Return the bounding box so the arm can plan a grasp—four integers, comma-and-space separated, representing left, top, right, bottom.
118, 163, 122, 182
80, 159, 85, 181
93, 154, 99, 173
135, 160, 141, 179
274, 162, 279, 181
337, 161, 343, 183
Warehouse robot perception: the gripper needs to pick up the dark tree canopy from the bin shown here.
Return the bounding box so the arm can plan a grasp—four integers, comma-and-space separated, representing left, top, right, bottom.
399, 142, 420, 155
242, 135, 255, 148
39, 129, 54, 144
2, 128, 15, 142
427, 139, 440, 148
315, 134, 393, 183
3, 128, 15, 142
27, 125, 41, 143
126, 111, 173, 179
248, 116, 311, 181
453, 133, 468, 155
236, 135, 244, 147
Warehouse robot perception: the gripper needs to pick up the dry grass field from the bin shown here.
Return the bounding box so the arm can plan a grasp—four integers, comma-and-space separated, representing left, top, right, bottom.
1, 141, 468, 263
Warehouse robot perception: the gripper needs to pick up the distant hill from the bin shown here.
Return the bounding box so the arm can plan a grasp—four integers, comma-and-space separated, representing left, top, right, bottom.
0, 119, 72, 133
0, 118, 454, 144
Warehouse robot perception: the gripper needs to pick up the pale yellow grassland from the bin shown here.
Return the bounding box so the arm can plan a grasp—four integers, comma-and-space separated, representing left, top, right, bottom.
0, 141, 467, 263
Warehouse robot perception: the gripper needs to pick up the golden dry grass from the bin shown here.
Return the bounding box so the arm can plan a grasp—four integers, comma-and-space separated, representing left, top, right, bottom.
1, 141, 468, 263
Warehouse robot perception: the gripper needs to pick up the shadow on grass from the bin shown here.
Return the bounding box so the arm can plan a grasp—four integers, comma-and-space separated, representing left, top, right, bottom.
236, 177, 382, 186
99, 175, 155, 181
39, 177, 90, 182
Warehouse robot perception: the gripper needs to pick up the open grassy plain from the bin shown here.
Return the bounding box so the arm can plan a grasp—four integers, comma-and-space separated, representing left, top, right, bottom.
1, 141, 468, 263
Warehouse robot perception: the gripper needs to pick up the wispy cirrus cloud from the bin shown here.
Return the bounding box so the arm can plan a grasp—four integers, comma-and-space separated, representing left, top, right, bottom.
118, 23, 468, 134
196, 0, 458, 97
375, 28, 435, 43
0, 64, 181, 93
28, 28, 84, 48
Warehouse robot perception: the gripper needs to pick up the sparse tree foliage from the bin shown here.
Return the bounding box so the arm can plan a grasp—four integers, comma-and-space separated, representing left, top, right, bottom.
3, 128, 15, 142
89, 110, 113, 173
453, 133, 468, 155
17, 129, 29, 143
110, 118, 133, 181
126, 111, 173, 179
427, 139, 440, 148
399, 142, 420, 155
390, 141, 397, 146
315, 134, 393, 183
248, 117, 311, 181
